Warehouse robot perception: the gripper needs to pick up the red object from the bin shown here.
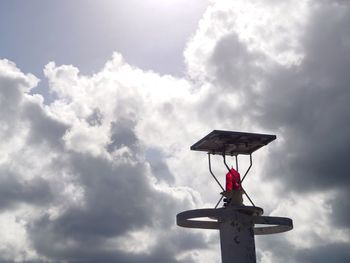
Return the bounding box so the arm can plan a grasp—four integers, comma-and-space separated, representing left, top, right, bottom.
226, 168, 241, 191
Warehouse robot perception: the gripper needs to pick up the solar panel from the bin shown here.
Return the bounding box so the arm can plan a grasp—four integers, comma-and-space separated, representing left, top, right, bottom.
190, 130, 276, 155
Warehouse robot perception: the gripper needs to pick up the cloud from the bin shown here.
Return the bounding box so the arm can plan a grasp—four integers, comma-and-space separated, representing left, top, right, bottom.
0, 56, 207, 262
0, 171, 52, 210
184, 0, 350, 261
1, 0, 350, 262
252, 1, 350, 193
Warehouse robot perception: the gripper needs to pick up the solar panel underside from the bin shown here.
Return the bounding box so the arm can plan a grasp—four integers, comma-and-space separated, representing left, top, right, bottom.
190, 130, 276, 156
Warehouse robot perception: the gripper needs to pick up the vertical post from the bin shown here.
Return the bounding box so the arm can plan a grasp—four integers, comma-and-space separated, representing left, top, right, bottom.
219, 211, 256, 263
235, 155, 239, 172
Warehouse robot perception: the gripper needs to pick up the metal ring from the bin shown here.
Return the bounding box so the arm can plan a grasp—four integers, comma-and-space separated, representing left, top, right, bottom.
253, 216, 293, 235
177, 209, 221, 229
177, 207, 262, 229
176, 208, 293, 235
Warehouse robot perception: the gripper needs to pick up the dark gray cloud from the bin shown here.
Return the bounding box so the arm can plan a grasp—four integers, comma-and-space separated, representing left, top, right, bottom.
107, 119, 138, 153
0, 61, 55, 211
0, 76, 24, 117
251, 2, 350, 196
296, 242, 350, 263
86, 108, 103, 127
22, 101, 69, 149
0, 170, 53, 210
204, 0, 350, 213
257, 235, 350, 263
22, 114, 205, 262
0, 58, 206, 262
198, 1, 350, 261
27, 147, 205, 262
2, 1, 350, 262
327, 191, 350, 228
145, 147, 175, 184
210, 34, 263, 92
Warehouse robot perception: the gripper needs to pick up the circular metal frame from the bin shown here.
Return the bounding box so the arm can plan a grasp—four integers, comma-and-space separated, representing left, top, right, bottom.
177, 207, 293, 235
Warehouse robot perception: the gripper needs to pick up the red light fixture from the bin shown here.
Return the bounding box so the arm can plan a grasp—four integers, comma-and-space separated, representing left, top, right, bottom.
226, 168, 241, 191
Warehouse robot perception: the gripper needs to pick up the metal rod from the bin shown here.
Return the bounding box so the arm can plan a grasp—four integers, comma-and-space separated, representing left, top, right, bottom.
208, 154, 225, 191
240, 154, 252, 183
214, 195, 224, 209
242, 189, 255, 207
222, 154, 230, 171
235, 155, 239, 172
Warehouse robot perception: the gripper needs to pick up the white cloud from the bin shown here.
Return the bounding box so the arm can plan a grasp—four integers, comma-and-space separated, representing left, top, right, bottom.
185, 0, 309, 84
1, 0, 350, 262
0, 53, 209, 262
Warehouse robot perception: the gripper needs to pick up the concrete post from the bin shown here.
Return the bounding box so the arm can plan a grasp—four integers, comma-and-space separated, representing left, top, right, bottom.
177, 202, 293, 263
219, 211, 256, 263
219, 190, 256, 263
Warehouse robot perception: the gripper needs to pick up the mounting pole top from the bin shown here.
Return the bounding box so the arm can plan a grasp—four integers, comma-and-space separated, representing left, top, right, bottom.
190, 130, 276, 156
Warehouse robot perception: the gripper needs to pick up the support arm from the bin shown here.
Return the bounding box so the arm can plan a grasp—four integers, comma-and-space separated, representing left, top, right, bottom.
241, 154, 252, 183
208, 153, 225, 192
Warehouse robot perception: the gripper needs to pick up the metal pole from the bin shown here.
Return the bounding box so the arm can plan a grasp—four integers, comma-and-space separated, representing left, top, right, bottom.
235, 155, 239, 172
177, 207, 293, 263
208, 153, 225, 192
241, 154, 253, 183
215, 195, 224, 209
219, 210, 256, 263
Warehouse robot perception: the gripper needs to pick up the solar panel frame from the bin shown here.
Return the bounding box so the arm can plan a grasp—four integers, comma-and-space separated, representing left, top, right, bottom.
190, 130, 276, 156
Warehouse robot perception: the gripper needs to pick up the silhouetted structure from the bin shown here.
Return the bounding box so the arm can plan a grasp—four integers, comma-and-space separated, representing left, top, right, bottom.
177, 130, 293, 263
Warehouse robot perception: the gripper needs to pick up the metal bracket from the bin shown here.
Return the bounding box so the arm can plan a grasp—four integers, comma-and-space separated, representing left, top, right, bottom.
208, 153, 225, 192
176, 207, 293, 235
214, 195, 224, 209
241, 154, 252, 183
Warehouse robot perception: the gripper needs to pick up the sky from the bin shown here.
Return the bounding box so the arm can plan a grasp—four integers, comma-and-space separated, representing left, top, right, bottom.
0, 0, 350, 262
